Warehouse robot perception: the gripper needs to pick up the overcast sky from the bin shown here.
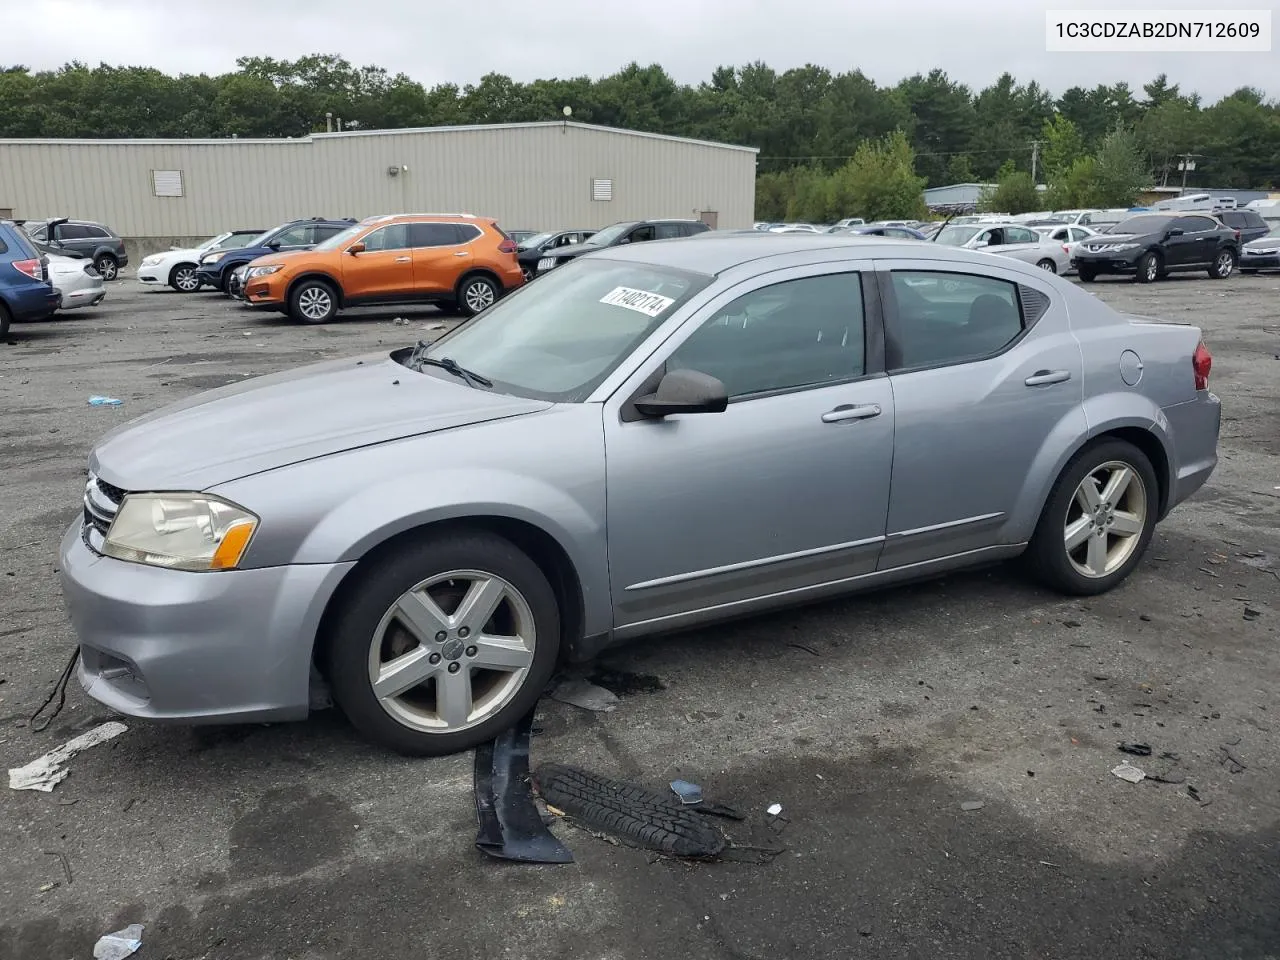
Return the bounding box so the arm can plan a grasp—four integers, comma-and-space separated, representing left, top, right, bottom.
11, 0, 1277, 102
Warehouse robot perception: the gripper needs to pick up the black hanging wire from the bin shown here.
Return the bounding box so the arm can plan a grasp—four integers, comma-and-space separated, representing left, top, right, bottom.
30, 647, 81, 733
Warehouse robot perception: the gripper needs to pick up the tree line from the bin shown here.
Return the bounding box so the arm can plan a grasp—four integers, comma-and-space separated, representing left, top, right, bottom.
1, 57, 1276, 220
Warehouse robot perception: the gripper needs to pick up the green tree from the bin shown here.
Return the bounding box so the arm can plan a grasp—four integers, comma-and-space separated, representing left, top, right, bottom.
945, 153, 976, 183
1046, 156, 1103, 209
829, 130, 928, 221
1138, 99, 1201, 185
1040, 114, 1085, 181
1092, 125, 1151, 206
980, 160, 1040, 214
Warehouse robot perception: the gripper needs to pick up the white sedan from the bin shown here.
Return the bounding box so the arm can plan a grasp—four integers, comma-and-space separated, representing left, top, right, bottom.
933, 222, 1073, 274
135, 229, 264, 293
1033, 224, 1099, 276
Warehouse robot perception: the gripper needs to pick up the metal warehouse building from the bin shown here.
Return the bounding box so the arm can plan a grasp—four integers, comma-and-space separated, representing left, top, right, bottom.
0, 121, 758, 251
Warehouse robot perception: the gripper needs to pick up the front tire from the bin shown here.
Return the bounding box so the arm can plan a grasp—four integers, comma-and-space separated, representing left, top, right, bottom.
1136, 252, 1161, 284
458, 275, 499, 317
1209, 248, 1236, 279
1026, 439, 1159, 596
94, 254, 118, 281
1036, 258, 1057, 273
168, 263, 201, 292
1077, 267, 1097, 283
324, 530, 561, 756
289, 279, 338, 324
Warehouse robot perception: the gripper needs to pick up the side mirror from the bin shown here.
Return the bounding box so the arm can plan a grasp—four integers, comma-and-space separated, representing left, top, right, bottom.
266, 241, 281, 250
347, 241, 365, 255
634, 369, 728, 418
1166, 228, 1184, 238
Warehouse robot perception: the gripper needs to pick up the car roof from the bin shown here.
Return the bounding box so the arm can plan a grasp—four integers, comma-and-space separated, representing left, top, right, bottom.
589, 233, 1054, 279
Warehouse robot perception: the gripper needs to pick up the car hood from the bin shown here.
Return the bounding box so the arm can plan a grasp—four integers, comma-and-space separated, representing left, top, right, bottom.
1079, 233, 1143, 245
1244, 236, 1280, 249
90, 354, 552, 490
548, 243, 605, 261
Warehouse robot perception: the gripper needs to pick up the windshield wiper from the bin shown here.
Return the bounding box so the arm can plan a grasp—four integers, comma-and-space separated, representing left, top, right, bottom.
408, 342, 492, 388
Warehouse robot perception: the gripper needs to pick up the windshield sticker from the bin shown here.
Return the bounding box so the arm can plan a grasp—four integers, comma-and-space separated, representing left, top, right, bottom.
599, 286, 675, 318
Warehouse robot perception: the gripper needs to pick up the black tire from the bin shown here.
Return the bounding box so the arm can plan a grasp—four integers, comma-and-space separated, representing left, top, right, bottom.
1077, 267, 1097, 283
1036, 258, 1057, 274
1208, 248, 1236, 279
535, 764, 726, 857
324, 530, 561, 756
218, 268, 238, 294
1026, 438, 1159, 596
93, 254, 118, 281
457, 274, 499, 317
288, 278, 339, 324
168, 263, 201, 293
0, 302, 11, 340
1135, 252, 1161, 284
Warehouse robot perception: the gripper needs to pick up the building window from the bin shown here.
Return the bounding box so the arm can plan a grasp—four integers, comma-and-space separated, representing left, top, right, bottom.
591, 178, 613, 202
151, 170, 184, 198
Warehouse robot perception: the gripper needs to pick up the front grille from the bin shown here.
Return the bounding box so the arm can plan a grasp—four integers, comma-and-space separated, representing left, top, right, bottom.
82, 473, 125, 552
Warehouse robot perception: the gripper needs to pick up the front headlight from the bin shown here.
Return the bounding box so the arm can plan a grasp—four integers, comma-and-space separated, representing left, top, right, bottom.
102, 493, 258, 571
246, 265, 283, 278
140, 255, 162, 267
201, 252, 227, 264
1112, 243, 1141, 251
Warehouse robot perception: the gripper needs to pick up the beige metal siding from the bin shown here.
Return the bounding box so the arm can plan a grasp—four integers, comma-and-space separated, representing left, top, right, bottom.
0, 123, 757, 238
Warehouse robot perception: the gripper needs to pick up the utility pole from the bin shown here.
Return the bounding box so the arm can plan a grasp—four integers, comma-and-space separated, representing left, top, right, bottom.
1030, 140, 1044, 185
1177, 153, 1201, 194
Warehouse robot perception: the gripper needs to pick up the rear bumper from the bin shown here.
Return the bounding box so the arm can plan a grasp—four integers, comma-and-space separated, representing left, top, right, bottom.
56, 283, 107, 309
1163, 392, 1221, 516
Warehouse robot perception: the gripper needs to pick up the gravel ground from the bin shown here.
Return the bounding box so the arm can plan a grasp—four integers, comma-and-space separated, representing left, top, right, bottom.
1, 274, 1278, 960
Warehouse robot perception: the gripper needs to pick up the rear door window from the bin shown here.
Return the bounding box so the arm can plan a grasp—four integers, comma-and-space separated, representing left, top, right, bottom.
312, 225, 347, 242
888, 271, 1026, 370
655, 223, 684, 240
1181, 216, 1217, 233
410, 223, 462, 247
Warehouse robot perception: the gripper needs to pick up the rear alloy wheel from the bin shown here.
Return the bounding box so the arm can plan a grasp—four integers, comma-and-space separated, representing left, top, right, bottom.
1027, 439, 1158, 595
1036, 258, 1057, 273
94, 254, 118, 281
459, 275, 498, 316
325, 531, 560, 755
169, 264, 201, 292
1209, 249, 1235, 279
1136, 252, 1161, 283
289, 280, 337, 324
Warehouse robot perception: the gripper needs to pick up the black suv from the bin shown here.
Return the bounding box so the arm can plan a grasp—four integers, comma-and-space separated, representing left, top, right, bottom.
1217, 208, 1269, 245
533, 219, 710, 275
20, 218, 128, 280
516, 229, 596, 282
194, 217, 356, 293
1071, 213, 1239, 283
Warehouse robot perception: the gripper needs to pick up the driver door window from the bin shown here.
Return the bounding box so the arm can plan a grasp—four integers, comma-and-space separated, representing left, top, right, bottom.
627, 226, 656, 243
362, 224, 410, 251
668, 273, 865, 398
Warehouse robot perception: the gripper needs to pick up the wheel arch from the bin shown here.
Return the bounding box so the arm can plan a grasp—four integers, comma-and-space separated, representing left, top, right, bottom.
287, 271, 345, 308
312, 514, 586, 679
166, 260, 199, 284
455, 267, 503, 298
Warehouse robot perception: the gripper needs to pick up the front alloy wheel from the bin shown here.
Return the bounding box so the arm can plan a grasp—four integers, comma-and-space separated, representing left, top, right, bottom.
170, 265, 200, 292
290, 282, 336, 323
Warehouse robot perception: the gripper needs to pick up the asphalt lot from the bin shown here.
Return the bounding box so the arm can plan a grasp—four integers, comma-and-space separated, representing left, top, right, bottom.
1, 273, 1278, 960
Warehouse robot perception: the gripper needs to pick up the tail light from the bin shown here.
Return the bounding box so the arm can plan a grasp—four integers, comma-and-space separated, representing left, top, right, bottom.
1193, 340, 1212, 391
497, 239, 517, 254
1062, 244, 1070, 254
1234, 230, 1241, 242
11, 258, 42, 280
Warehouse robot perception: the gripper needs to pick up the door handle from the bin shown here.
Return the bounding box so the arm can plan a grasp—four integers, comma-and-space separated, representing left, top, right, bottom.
453, 251, 470, 257
1025, 369, 1071, 386
395, 256, 411, 263
821, 403, 882, 423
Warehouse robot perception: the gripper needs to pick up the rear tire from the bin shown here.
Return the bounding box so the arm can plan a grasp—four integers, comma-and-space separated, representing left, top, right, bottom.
1136, 252, 1161, 284
1208, 248, 1235, 279
289, 279, 338, 324
0, 303, 11, 340
168, 263, 201, 292
1036, 259, 1057, 273
93, 254, 118, 281
457, 274, 499, 317
1026, 439, 1159, 596
324, 530, 561, 756
1077, 267, 1097, 283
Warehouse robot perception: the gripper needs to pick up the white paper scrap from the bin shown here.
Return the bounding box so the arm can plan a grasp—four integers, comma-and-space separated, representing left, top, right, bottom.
8, 721, 128, 792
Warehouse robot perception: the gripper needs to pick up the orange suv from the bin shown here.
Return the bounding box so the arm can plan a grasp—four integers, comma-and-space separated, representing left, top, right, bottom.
241, 213, 524, 323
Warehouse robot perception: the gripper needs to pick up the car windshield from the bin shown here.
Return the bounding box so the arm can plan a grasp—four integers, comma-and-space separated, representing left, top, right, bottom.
313, 224, 365, 251
198, 232, 233, 252
1109, 216, 1174, 235
580, 222, 635, 247
411, 258, 712, 401
518, 232, 554, 250
1262, 223, 1280, 239
934, 225, 983, 246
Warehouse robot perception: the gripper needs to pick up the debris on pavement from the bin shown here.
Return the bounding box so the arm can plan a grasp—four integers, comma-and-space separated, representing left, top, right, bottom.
549, 678, 620, 713
959, 800, 986, 811
671, 779, 704, 805
473, 709, 573, 864
8, 721, 128, 792
93, 924, 144, 960
1219, 741, 1248, 773
1118, 742, 1153, 757
87, 396, 122, 406
392, 317, 410, 325
1111, 761, 1146, 784
766, 803, 783, 817
1244, 607, 1262, 621
44, 849, 72, 885
425, 322, 448, 331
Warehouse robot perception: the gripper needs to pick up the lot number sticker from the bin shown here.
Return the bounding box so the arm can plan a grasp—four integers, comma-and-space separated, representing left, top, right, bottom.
599, 286, 675, 317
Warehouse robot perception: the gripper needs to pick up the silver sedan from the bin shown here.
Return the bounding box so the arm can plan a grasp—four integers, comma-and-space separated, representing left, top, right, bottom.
934, 222, 1073, 274
46, 252, 106, 310
60, 235, 1220, 755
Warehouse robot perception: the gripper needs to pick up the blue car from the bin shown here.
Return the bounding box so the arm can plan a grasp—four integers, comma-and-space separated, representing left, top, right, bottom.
195, 217, 356, 293
0, 220, 61, 337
